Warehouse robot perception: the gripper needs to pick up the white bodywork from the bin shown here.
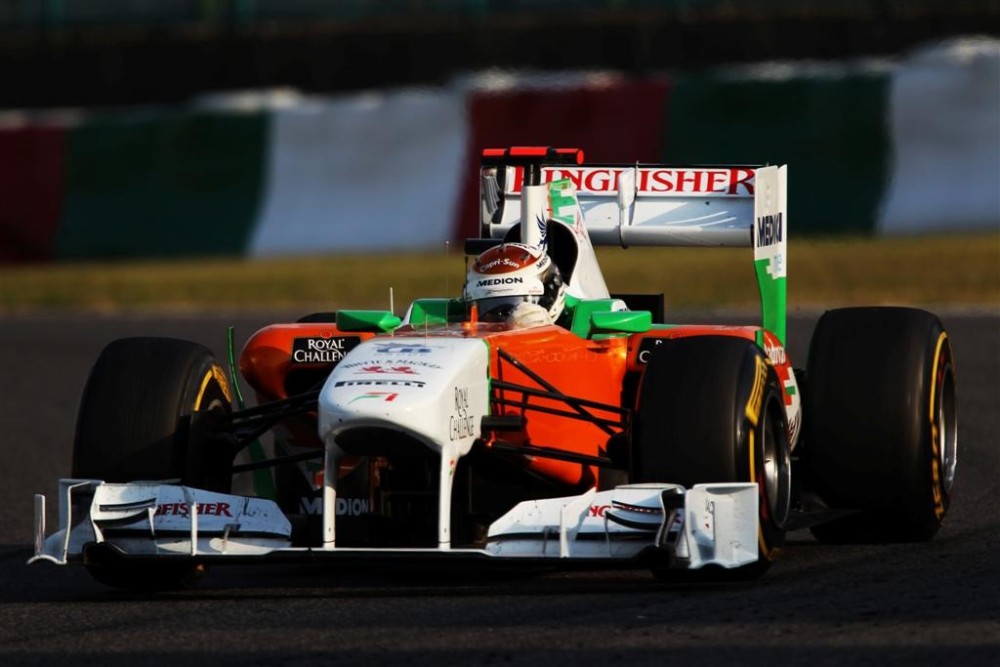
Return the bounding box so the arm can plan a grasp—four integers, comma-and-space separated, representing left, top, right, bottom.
30, 152, 786, 578
31, 329, 763, 571
32, 479, 759, 570
487, 483, 759, 567
31, 480, 292, 565
483, 163, 770, 247
317, 335, 490, 547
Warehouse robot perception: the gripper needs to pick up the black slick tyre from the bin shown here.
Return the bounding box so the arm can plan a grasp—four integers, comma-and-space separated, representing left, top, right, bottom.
803, 307, 957, 543
632, 335, 792, 578
71, 336, 235, 590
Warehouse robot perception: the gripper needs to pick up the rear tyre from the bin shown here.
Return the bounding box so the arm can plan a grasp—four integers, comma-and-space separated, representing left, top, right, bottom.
633, 336, 791, 578
72, 337, 235, 590
803, 307, 957, 543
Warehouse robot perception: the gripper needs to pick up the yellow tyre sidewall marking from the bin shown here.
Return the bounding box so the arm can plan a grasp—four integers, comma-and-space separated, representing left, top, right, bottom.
195, 364, 234, 410
928, 332, 949, 520
745, 355, 776, 561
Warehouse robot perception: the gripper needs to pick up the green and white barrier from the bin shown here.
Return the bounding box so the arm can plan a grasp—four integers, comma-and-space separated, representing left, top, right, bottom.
0, 36, 995, 263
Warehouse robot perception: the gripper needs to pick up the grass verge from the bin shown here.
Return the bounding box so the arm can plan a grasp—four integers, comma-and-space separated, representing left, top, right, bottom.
1, 233, 997, 314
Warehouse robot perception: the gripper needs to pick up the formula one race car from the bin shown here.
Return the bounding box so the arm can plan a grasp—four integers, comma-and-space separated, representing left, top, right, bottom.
31, 147, 958, 591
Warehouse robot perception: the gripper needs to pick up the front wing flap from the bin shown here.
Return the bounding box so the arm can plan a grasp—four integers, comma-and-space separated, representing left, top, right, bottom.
31, 480, 759, 571
31, 480, 293, 565
486, 483, 759, 568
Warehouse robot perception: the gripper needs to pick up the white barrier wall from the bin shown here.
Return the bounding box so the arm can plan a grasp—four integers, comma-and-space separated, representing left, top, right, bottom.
231, 37, 1000, 258
879, 37, 1000, 234
249, 89, 468, 256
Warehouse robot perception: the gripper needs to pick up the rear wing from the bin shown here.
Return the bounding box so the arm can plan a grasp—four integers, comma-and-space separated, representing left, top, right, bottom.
479, 148, 786, 249
477, 147, 788, 343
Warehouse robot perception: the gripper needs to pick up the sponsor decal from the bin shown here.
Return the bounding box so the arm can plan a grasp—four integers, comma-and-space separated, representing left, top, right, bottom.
479, 257, 522, 271
373, 342, 435, 354
155, 502, 232, 518
636, 338, 666, 364
348, 391, 399, 403
477, 277, 524, 287
337, 497, 369, 516
700, 498, 716, 533
356, 365, 417, 375
292, 336, 361, 364
340, 359, 442, 370
298, 496, 370, 516
510, 166, 756, 196
745, 355, 767, 425
548, 179, 577, 227
788, 410, 802, 449
210, 365, 233, 403
764, 341, 787, 366
763, 331, 795, 407
515, 348, 589, 364
535, 213, 548, 249
589, 504, 610, 518
767, 252, 785, 277
335, 379, 426, 388
300, 497, 321, 515
449, 386, 477, 441
755, 212, 784, 248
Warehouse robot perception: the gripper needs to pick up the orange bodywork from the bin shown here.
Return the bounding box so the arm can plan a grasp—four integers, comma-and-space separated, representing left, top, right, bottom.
240, 323, 379, 451
238, 319, 780, 490
479, 325, 630, 487
240, 323, 376, 402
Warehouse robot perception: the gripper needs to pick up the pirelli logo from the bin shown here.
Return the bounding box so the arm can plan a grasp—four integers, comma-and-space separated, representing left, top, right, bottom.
745, 355, 767, 426
334, 379, 426, 388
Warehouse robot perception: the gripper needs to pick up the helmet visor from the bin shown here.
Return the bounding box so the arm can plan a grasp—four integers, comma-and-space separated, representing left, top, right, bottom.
475, 295, 536, 323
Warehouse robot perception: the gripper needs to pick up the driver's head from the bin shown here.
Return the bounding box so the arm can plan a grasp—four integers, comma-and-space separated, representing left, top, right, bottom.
463, 243, 566, 323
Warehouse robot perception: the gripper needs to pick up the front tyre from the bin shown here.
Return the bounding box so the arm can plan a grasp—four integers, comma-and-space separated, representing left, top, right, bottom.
803, 307, 958, 543
633, 336, 792, 577
71, 336, 235, 590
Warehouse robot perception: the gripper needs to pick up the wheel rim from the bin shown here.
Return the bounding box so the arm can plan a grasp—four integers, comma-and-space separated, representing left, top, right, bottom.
937, 363, 958, 492
761, 399, 792, 528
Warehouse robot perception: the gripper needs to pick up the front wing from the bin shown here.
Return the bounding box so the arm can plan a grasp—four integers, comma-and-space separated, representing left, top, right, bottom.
31, 480, 760, 571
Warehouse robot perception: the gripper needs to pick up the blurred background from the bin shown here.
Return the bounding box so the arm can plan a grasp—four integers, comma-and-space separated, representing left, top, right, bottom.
2, 0, 995, 107
0, 0, 998, 263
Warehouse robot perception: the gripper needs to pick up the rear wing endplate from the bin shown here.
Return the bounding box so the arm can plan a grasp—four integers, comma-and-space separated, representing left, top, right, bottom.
480, 154, 786, 249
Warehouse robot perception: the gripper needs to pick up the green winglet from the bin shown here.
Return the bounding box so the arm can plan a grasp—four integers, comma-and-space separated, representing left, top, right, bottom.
336, 310, 402, 332
406, 298, 466, 326
591, 310, 653, 334
569, 298, 652, 338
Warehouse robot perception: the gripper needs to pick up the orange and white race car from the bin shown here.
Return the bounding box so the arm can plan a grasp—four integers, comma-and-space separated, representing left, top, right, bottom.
31, 147, 958, 591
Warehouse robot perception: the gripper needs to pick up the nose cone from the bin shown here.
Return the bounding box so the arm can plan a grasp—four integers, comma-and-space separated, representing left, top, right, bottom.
318, 336, 490, 455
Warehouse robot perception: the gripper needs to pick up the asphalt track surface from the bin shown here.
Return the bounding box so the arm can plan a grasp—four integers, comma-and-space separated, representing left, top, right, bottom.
1, 310, 997, 666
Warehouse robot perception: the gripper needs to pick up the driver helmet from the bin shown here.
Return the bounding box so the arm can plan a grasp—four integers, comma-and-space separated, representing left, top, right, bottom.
464, 243, 567, 323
